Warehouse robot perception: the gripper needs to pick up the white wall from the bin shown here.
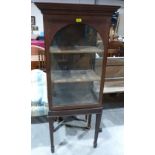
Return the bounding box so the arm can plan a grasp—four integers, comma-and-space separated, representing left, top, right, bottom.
31, 3, 43, 34
117, 7, 124, 37
33, 0, 95, 4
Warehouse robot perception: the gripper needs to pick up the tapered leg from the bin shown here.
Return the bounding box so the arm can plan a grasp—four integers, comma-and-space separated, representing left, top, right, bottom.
49, 118, 55, 153
87, 114, 92, 129
93, 113, 102, 148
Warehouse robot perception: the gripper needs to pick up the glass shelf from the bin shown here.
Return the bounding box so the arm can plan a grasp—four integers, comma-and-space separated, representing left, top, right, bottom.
50, 46, 103, 54
51, 70, 100, 83
52, 83, 99, 106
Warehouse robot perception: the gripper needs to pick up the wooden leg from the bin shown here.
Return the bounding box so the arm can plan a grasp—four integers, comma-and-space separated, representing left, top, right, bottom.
49, 118, 55, 153
93, 113, 102, 148
87, 114, 92, 129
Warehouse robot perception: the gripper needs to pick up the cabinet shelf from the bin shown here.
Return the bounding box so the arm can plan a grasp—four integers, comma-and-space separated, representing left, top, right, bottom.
51, 70, 100, 83
50, 46, 103, 54
53, 83, 99, 106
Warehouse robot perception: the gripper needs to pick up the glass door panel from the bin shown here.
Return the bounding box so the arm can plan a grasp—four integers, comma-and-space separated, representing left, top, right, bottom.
49, 24, 104, 107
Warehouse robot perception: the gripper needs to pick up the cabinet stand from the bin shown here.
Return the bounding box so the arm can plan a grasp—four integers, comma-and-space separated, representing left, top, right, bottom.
48, 107, 102, 153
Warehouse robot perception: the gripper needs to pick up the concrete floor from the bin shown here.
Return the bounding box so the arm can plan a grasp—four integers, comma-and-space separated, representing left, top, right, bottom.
31, 94, 124, 155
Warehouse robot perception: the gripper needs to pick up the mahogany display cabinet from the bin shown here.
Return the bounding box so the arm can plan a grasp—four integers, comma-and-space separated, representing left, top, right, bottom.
35, 2, 120, 153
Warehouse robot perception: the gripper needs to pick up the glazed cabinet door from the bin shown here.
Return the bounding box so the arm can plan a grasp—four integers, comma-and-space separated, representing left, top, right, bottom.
49, 24, 104, 108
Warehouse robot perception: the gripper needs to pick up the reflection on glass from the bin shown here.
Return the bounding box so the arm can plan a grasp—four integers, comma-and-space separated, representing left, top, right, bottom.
49, 24, 104, 106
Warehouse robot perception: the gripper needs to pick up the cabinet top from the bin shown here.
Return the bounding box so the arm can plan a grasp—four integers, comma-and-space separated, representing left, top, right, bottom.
35, 2, 120, 16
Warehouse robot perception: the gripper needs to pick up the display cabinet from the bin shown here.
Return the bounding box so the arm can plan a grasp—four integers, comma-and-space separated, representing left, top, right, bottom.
35, 2, 120, 153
